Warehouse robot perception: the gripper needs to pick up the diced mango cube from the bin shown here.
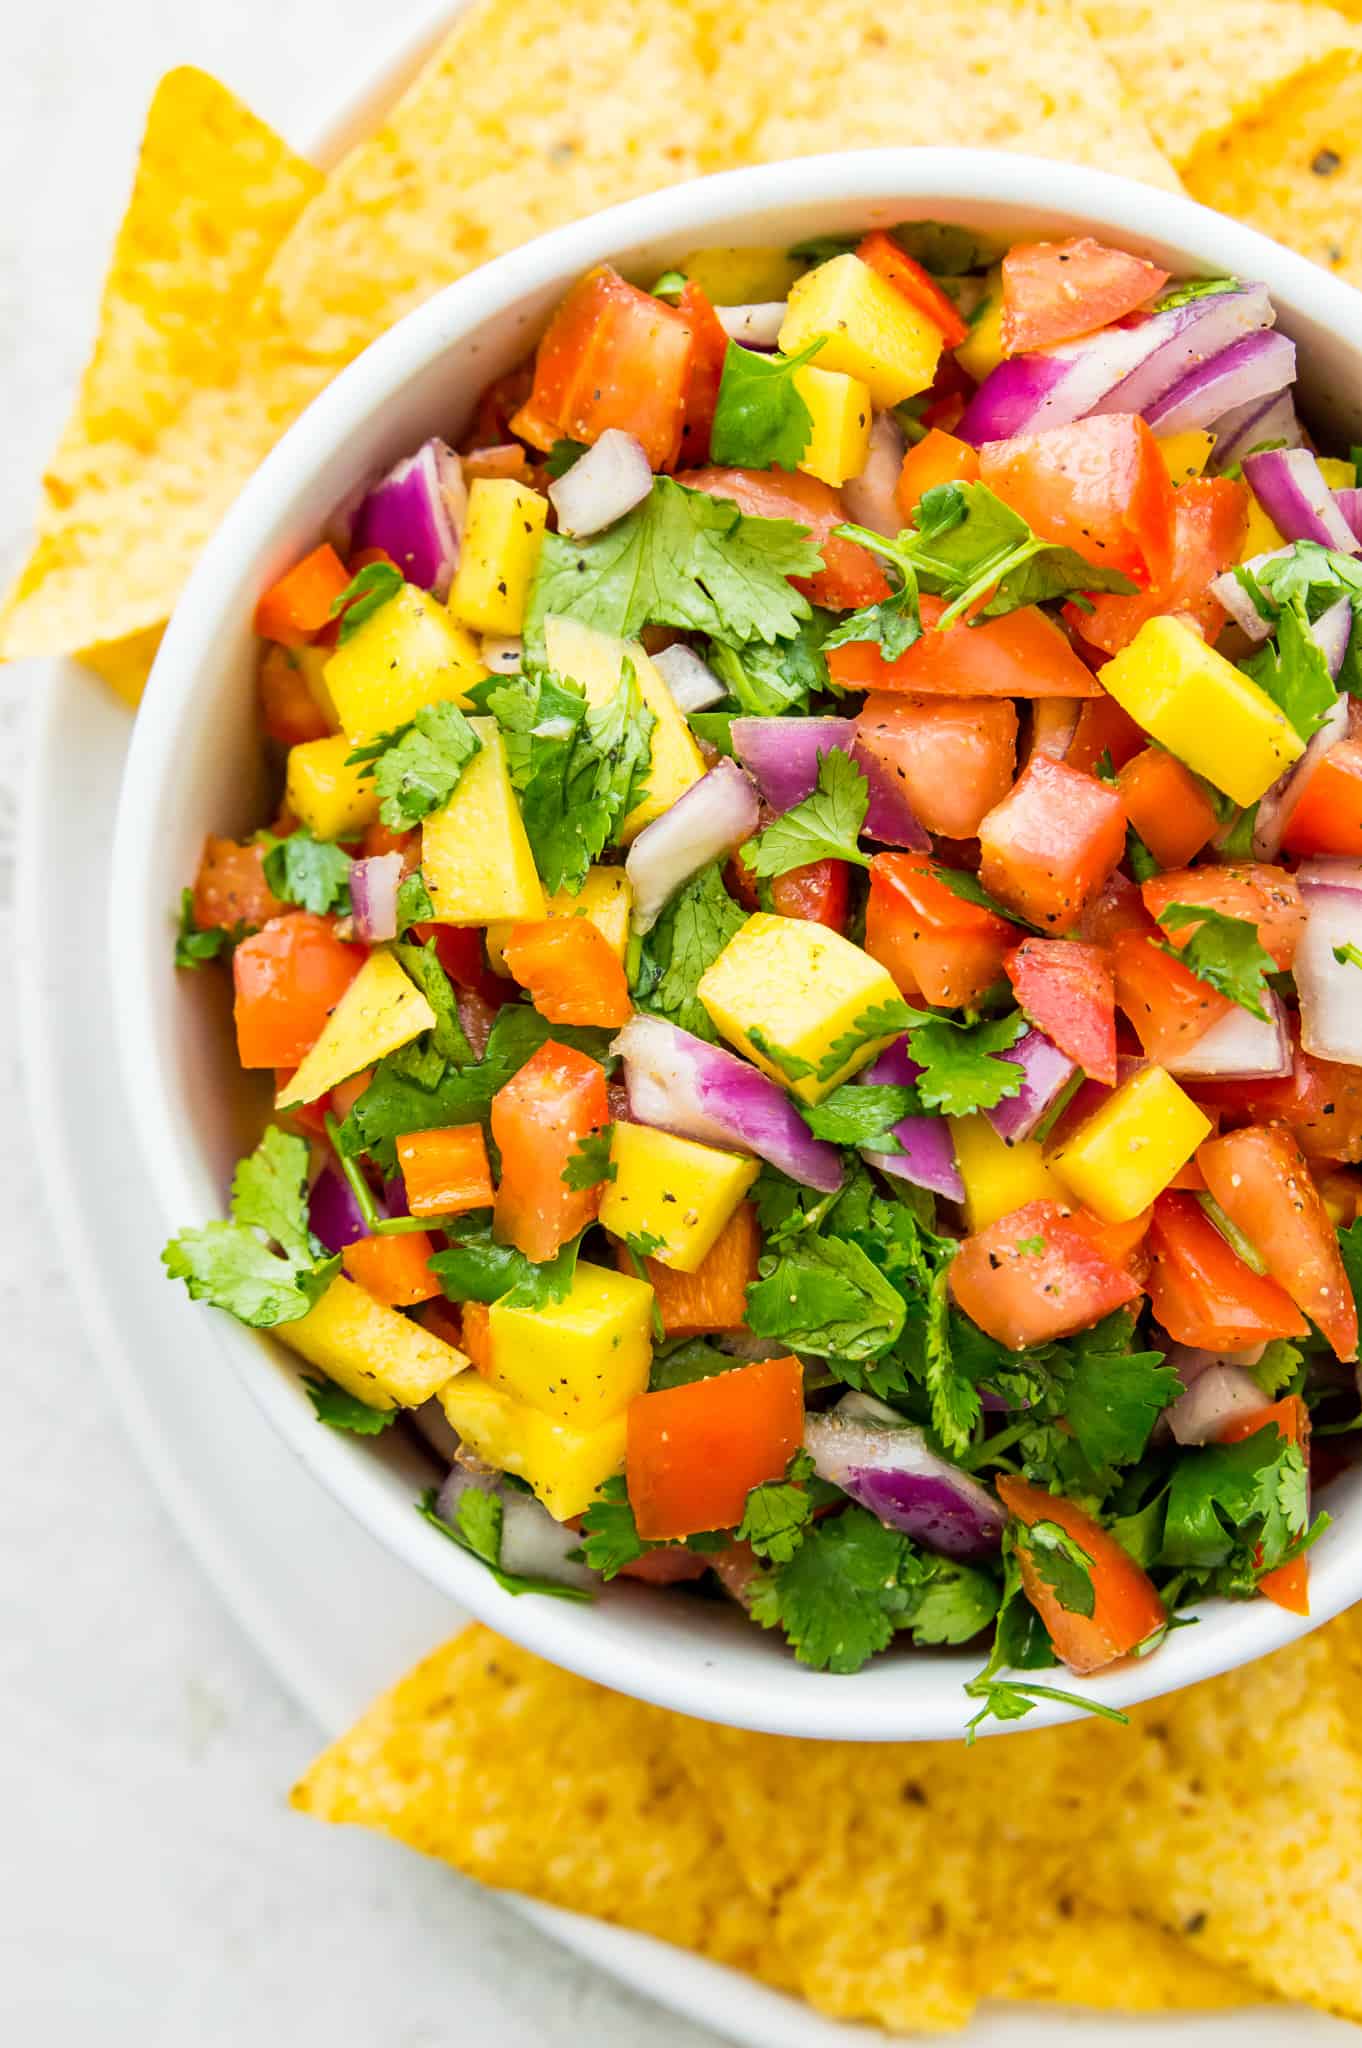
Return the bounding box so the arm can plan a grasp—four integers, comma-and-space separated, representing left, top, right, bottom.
680, 245, 802, 304
1156, 430, 1216, 485
698, 912, 903, 1104
278, 950, 436, 1107
478, 1260, 653, 1428
779, 254, 942, 407
544, 615, 705, 840
485, 864, 632, 975
599, 1125, 759, 1272
1049, 1065, 1212, 1223
1238, 491, 1285, 561
449, 479, 547, 636
285, 734, 379, 839
949, 1114, 1065, 1232
794, 364, 872, 487
323, 583, 486, 742
439, 1374, 626, 1521
1099, 614, 1303, 807
953, 268, 1004, 383
277, 1275, 467, 1409
1319, 456, 1357, 490
421, 717, 546, 924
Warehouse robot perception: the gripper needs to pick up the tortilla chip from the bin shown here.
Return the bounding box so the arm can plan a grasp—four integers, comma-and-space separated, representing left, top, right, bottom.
291, 1627, 799, 1993
1083, 1, 1362, 168
73, 626, 165, 708
986, 1900, 1260, 2010
1185, 51, 1362, 286
0, 70, 322, 673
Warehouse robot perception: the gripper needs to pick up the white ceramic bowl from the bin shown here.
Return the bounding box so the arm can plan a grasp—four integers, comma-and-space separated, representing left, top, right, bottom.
111, 148, 1362, 1741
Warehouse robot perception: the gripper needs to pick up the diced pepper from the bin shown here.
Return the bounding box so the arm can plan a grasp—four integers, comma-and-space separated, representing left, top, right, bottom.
1111, 929, 1231, 1062
1005, 937, 1116, 1085
998, 1476, 1166, 1675
396, 1125, 495, 1218
543, 617, 705, 839
600, 1124, 759, 1272
232, 913, 364, 1069
793, 364, 872, 487
866, 850, 1017, 1008
627, 1356, 804, 1539
477, 1260, 654, 1428
1147, 1191, 1308, 1348
341, 1231, 441, 1308
949, 1199, 1140, 1349
949, 1113, 1066, 1231
854, 692, 1017, 840
675, 279, 729, 468
277, 1274, 466, 1409
623, 1200, 760, 1337
1189, 1028, 1362, 1164
1049, 1064, 1211, 1223
1117, 748, 1220, 868
439, 1373, 625, 1521
1198, 1124, 1358, 1361
895, 427, 980, 521
448, 479, 548, 637
285, 734, 380, 840
1064, 691, 1147, 777
979, 416, 1176, 585
778, 253, 943, 407
1067, 1205, 1152, 1273
421, 718, 546, 925
486, 866, 632, 975
192, 836, 285, 933
1283, 735, 1362, 857
1142, 862, 1306, 972
491, 1040, 609, 1262
258, 645, 333, 746
856, 230, 969, 347
978, 755, 1126, 932
277, 950, 437, 1108
323, 583, 487, 741
827, 593, 1100, 698
503, 916, 632, 1028
252, 543, 351, 647
999, 237, 1169, 356
510, 265, 693, 469
679, 246, 803, 305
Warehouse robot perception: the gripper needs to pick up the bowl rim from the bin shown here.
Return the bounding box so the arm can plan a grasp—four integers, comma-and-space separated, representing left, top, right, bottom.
111, 145, 1362, 1741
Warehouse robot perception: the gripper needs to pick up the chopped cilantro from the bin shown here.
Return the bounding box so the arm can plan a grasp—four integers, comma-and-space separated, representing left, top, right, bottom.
1335, 942, 1362, 971
430, 1215, 581, 1308
1126, 827, 1159, 883
1062, 1334, 1180, 1471
802, 1082, 919, 1152
746, 1233, 906, 1360
303, 1375, 396, 1435
1161, 1420, 1310, 1572
741, 749, 870, 878
822, 523, 923, 662
1152, 277, 1238, 311
347, 702, 482, 829
1155, 902, 1276, 1021
736, 1448, 822, 1563
1022, 1520, 1096, 1617
577, 1474, 649, 1578
395, 869, 436, 932
561, 1128, 617, 1190
1248, 1338, 1305, 1399
175, 888, 243, 967
906, 1009, 1028, 1116
259, 827, 353, 916
330, 560, 403, 640
418, 1487, 592, 1602
162, 1126, 339, 1329
631, 861, 746, 1043
649, 270, 687, 302
815, 997, 918, 1082
1240, 597, 1340, 742
709, 338, 826, 471
927, 864, 1031, 931
545, 438, 589, 477
392, 937, 472, 1066
648, 1339, 740, 1391
707, 611, 832, 716
746, 1027, 817, 1082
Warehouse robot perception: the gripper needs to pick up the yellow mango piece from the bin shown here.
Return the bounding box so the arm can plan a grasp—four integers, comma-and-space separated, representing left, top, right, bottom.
698, 912, 903, 1105
421, 717, 546, 925
485, 864, 631, 975
480, 1261, 653, 1429
323, 583, 486, 742
1099, 614, 1303, 807
544, 615, 705, 840
1319, 457, 1357, 491
794, 364, 872, 488
277, 1275, 467, 1410
278, 950, 436, 1107
448, 479, 547, 636
779, 254, 941, 408
438, 1374, 625, 1522
949, 1115, 1064, 1233
599, 1125, 759, 1273
1156, 430, 1216, 485
284, 733, 379, 839
680, 245, 802, 304
1238, 491, 1285, 561
1050, 1066, 1211, 1225
953, 268, 1004, 384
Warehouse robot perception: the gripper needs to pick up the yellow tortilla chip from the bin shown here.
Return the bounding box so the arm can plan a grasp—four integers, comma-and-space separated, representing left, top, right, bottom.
73, 625, 165, 708
986, 1900, 1259, 2010
1185, 52, 1362, 286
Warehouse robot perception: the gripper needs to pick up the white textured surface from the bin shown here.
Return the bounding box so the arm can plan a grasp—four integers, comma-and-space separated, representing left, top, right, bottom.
0, 7, 718, 2041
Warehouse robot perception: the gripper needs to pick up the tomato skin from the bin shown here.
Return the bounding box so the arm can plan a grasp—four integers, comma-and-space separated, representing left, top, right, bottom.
1198, 1124, 1358, 1360
627, 1356, 805, 1539
192, 835, 285, 933
856, 230, 969, 346
1000, 237, 1170, 356
1146, 1191, 1308, 1349
675, 466, 890, 610
621, 1200, 760, 1338
1219, 1395, 1312, 1615
490, 1040, 610, 1262
1141, 863, 1306, 972
855, 692, 1018, 840
998, 1476, 1167, 1675
770, 858, 849, 930
502, 918, 632, 1028
895, 428, 980, 522
1005, 937, 1116, 1084
1116, 748, 1220, 869
1111, 929, 1231, 1062
410, 922, 514, 1010
675, 280, 729, 468
1190, 1028, 1362, 1165
232, 913, 364, 1069
866, 850, 1016, 1008
513, 265, 693, 469
1282, 735, 1362, 856
978, 415, 1177, 586
949, 1198, 1141, 1350
978, 754, 1126, 932
1070, 476, 1247, 655
615, 1547, 713, 1585
827, 593, 1100, 698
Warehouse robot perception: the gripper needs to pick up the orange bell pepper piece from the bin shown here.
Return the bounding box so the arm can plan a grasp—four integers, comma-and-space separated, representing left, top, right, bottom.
341, 1231, 441, 1307
626, 1356, 805, 1540
503, 917, 632, 1028
252, 543, 351, 646
396, 1125, 495, 1218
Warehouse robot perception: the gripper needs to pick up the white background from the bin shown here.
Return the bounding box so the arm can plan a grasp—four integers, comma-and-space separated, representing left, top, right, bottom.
0, 6, 718, 2040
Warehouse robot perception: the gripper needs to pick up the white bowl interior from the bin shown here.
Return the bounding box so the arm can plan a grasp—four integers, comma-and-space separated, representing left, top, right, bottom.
111, 149, 1362, 1740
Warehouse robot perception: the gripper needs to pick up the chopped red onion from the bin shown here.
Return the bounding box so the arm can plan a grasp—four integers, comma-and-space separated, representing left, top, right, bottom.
481, 635, 523, 673
307, 1162, 374, 1253
351, 438, 466, 599
1163, 990, 1290, 1081
547, 429, 653, 537
805, 1391, 1006, 1559
982, 1026, 1076, 1145
1143, 330, 1295, 437
625, 759, 758, 934
349, 851, 403, 944
1208, 545, 1290, 642
651, 643, 727, 712
1211, 388, 1304, 471
1092, 282, 1276, 417
611, 1014, 843, 1191
716, 302, 787, 348
435, 1466, 594, 1585
858, 1038, 964, 1199
840, 410, 907, 537
1336, 487, 1362, 546
1295, 858, 1362, 893
1167, 1364, 1268, 1446
1294, 868, 1362, 1064
730, 717, 928, 849
410, 1398, 462, 1463
1311, 595, 1354, 678
1242, 448, 1360, 553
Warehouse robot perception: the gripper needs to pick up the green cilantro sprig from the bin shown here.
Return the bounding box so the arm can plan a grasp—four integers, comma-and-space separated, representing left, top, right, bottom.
259, 828, 353, 915
740, 749, 870, 877
303, 1376, 396, 1435
347, 702, 482, 829
330, 560, 404, 640
162, 1127, 340, 1328
1154, 903, 1276, 1021
709, 337, 826, 471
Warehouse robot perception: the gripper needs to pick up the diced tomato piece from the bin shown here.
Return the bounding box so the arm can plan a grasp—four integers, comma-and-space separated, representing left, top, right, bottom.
1065, 690, 1147, 776
192, 835, 285, 933
1110, 929, 1231, 1062
895, 428, 980, 522
1071, 477, 1248, 655
771, 858, 850, 930
855, 692, 1017, 840
459, 1299, 493, 1373
1005, 937, 1116, 1084
1146, 1191, 1308, 1348
1080, 868, 1156, 949
998, 1476, 1166, 1675
978, 755, 1126, 932
978, 416, 1177, 586
616, 1547, 714, 1585
503, 917, 632, 1028
1000, 237, 1169, 356
1190, 1025, 1362, 1165
675, 466, 890, 610
274, 1073, 331, 1140
257, 646, 332, 747
396, 1125, 496, 1219
341, 1230, 440, 1307
827, 592, 1100, 698
232, 913, 364, 1069
675, 280, 730, 468
1283, 735, 1362, 857
1198, 1124, 1358, 1360
857, 230, 969, 346
252, 543, 351, 647
1141, 863, 1306, 972
866, 850, 1017, 1007
1116, 748, 1220, 869
416, 1297, 466, 1349
490, 1040, 610, 1262
511, 266, 693, 469
1219, 1394, 1312, 1615
621, 1201, 760, 1338
360, 820, 420, 868
949, 1199, 1141, 1350
626, 1356, 804, 1539
1067, 1205, 1152, 1272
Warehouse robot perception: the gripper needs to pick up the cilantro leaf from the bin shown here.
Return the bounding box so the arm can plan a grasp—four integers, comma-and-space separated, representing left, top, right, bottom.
175, 888, 241, 968
395, 869, 436, 932
631, 861, 746, 1042
648, 1339, 740, 1391
707, 611, 831, 716
1247, 1338, 1305, 1399
709, 338, 826, 471
1022, 1519, 1097, 1617
927, 864, 1030, 930
525, 477, 821, 651
392, 937, 473, 1065
1153, 277, 1238, 311
1336, 943, 1362, 971
418, 1487, 592, 1602
1155, 903, 1276, 1021
803, 1082, 919, 1151
259, 828, 353, 916
303, 1375, 396, 1435
231, 1124, 319, 1264
1162, 1421, 1307, 1571
746, 1235, 906, 1360
1240, 596, 1340, 742
907, 1009, 1028, 1116
736, 1449, 822, 1563
815, 998, 920, 1083
430, 1215, 581, 1308
748, 1507, 914, 1672
162, 1126, 339, 1328
577, 1475, 648, 1578
741, 749, 870, 878
545, 438, 588, 477
899, 1560, 1001, 1644
561, 1128, 616, 1190
348, 702, 482, 828
330, 560, 403, 640
1063, 1342, 1180, 1470
822, 523, 923, 662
